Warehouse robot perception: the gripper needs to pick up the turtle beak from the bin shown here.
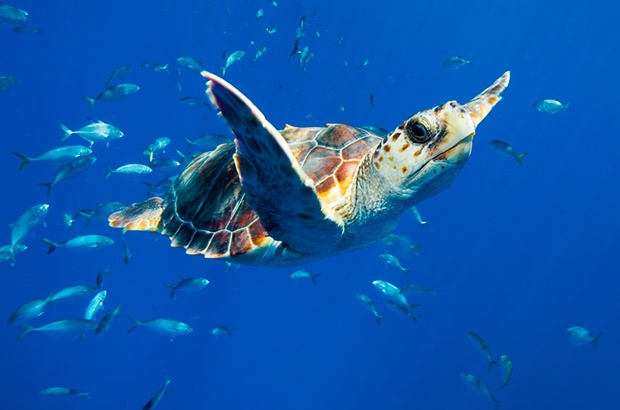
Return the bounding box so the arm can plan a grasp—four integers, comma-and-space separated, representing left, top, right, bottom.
463, 71, 510, 127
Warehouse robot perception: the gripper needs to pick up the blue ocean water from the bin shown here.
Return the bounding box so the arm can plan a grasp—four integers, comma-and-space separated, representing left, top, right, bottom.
2, 1, 619, 409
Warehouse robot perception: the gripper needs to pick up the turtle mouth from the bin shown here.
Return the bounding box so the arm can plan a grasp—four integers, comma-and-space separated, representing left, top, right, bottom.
431, 133, 473, 163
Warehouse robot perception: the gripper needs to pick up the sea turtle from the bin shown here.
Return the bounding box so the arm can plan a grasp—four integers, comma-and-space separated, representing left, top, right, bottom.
109, 71, 510, 267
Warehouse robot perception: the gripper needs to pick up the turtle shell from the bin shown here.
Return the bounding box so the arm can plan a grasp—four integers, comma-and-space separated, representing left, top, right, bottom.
161, 124, 383, 262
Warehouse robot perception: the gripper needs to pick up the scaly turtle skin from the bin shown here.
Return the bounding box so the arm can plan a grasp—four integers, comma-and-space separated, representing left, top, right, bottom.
110, 71, 510, 266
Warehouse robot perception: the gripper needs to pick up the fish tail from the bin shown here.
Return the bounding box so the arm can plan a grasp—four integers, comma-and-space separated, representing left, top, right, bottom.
419, 221, 428, 233
488, 359, 497, 372
42, 238, 60, 254
36, 182, 53, 197
593, 331, 602, 350
11, 152, 31, 170
375, 314, 384, 325
6, 247, 16, 266
16, 324, 34, 341
184, 137, 194, 151
515, 152, 528, 167
175, 149, 186, 160
83, 97, 95, 112
104, 165, 114, 180
311, 274, 320, 285
563, 101, 570, 111
58, 122, 73, 141
126, 315, 142, 333
163, 283, 176, 299
228, 327, 236, 336
220, 66, 226, 76
498, 381, 508, 391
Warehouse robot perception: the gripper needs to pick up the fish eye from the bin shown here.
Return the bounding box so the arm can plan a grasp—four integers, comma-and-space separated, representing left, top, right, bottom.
405, 120, 431, 143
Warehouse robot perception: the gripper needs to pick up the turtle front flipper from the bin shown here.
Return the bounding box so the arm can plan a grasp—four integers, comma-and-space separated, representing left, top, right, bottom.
202, 71, 344, 254
109, 197, 164, 232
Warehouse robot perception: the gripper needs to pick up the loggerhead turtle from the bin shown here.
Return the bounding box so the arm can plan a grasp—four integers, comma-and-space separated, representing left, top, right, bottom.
109, 71, 510, 267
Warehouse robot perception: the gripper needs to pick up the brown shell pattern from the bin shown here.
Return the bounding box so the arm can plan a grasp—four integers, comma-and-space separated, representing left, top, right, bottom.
162, 125, 382, 260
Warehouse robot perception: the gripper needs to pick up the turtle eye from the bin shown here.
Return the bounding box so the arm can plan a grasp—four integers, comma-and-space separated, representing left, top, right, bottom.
406, 120, 431, 143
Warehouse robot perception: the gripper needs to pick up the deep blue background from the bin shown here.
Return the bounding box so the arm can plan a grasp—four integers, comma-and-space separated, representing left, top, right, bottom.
2, 1, 619, 409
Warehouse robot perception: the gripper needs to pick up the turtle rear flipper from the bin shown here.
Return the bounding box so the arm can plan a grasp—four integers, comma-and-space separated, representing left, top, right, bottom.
203, 71, 343, 254
108, 197, 164, 232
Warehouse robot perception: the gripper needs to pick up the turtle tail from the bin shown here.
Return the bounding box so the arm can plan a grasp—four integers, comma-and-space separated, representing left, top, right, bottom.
108, 197, 164, 233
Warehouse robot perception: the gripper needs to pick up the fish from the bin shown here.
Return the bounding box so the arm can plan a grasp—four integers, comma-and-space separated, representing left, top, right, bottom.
0, 4, 28, 26
370, 93, 374, 108
84, 83, 140, 111
177, 56, 206, 74
400, 284, 437, 296
407, 206, 428, 232
338, 32, 343, 43
43, 234, 114, 253
256, 9, 263, 20
10, 204, 49, 248
467, 331, 497, 371
461, 373, 499, 409
105, 66, 132, 86
566, 326, 602, 349
220, 51, 244, 76
0, 244, 27, 266
59, 120, 123, 147
142, 378, 171, 410
211, 326, 235, 336
76, 202, 127, 227
295, 15, 306, 38
254, 46, 267, 62
381, 234, 421, 256
384, 300, 420, 323
84, 290, 107, 320
105, 164, 152, 179
50, 285, 97, 302
443, 56, 472, 69
0, 75, 20, 93
37, 156, 97, 196
175, 68, 182, 92
352, 293, 383, 325
153, 63, 169, 73
122, 234, 131, 264
8, 295, 52, 325
96, 305, 122, 336
224, 261, 240, 275
163, 277, 210, 299
12, 145, 92, 170
40, 387, 91, 398
143, 176, 176, 196
298, 46, 314, 72
143, 137, 171, 161
372, 280, 409, 307
127, 317, 193, 339
489, 140, 527, 166
185, 134, 231, 152
290, 269, 320, 284
533, 99, 569, 114
149, 158, 180, 173
179, 96, 210, 109
498, 354, 513, 390
360, 58, 369, 68
378, 253, 410, 274
265, 26, 277, 35
96, 268, 111, 288
12, 26, 42, 35
16, 319, 97, 341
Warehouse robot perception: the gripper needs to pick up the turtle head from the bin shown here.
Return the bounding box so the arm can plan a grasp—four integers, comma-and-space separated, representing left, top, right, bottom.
373, 71, 510, 204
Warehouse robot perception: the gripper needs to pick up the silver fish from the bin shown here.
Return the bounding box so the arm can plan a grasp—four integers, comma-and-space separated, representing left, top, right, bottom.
40, 387, 91, 397
38, 156, 97, 196
298, 46, 314, 72
443, 56, 472, 69
43, 234, 114, 253
17, 319, 97, 341
254, 46, 267, 62
12, 26, 42, 35
77, 202, 126, 227
0, 244, 27, 266
220, 50, 244, 76
175, 68, 182, 92
384, 299, 420, 323
211, 325, 235, 336
533, 99, 568, 114
163, 277, 209, 299
128, 317, 193, 339
177, 56, 206, 74
467, 331, 497, 371
105, 66, 132, 86
149, 158, 180, 173
8, 295, 52, 325
153, 63, 169, 73
461, 373, 499, 408
400, 284, 437, 296
566, 326, 602, 349
378, 253, 410, 274
179, 96, 210, 110
290, 269, 320, 284
372, 280, 408, 307
96, 268, 111, 288
489, 140, 527, 166
143, 378, 171, 410
0, 75, 20, 93
143, 137, 171, 161
10, 204, 49, 248
381, 234, 421, 256
12, 145, 92, 170
50, 285, 97, 302
407, 206, 428, 232
84, 290, 107, 320
84, 83, 140, 111
185, 134, 231, 152
59, 121, 124, 147
256, 9, 264, 20
105, 163, 152, 179
122, 233, 131, 264
96, 305, 122, 336
353, 293, 383, 325
0, 4, 28, 26
498, 354, 513, 390
265, 26, 277, 35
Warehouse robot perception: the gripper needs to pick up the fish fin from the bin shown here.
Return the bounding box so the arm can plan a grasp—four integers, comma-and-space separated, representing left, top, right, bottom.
376, 314, 383, 325
58, 122, 73, 141
563, 101, 570, 111
419, 221, 428, 233
11, 152, 31, 170
104, 165, 114, 180
36, 182, 53, 197
593, 331, 602, 350
498, 382, 508, 391
83, 97, 95, 112
184, 137, 195, 151
220, 66, 226, 76
126, 315, 141, 333
163, 283, 176, 299
488, 360, 497, 372
16, 324, 34, 342
7, 247, 16, 265
42, 238, 60, 254
108, 197, 164, 232
515, 152, 528, 167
